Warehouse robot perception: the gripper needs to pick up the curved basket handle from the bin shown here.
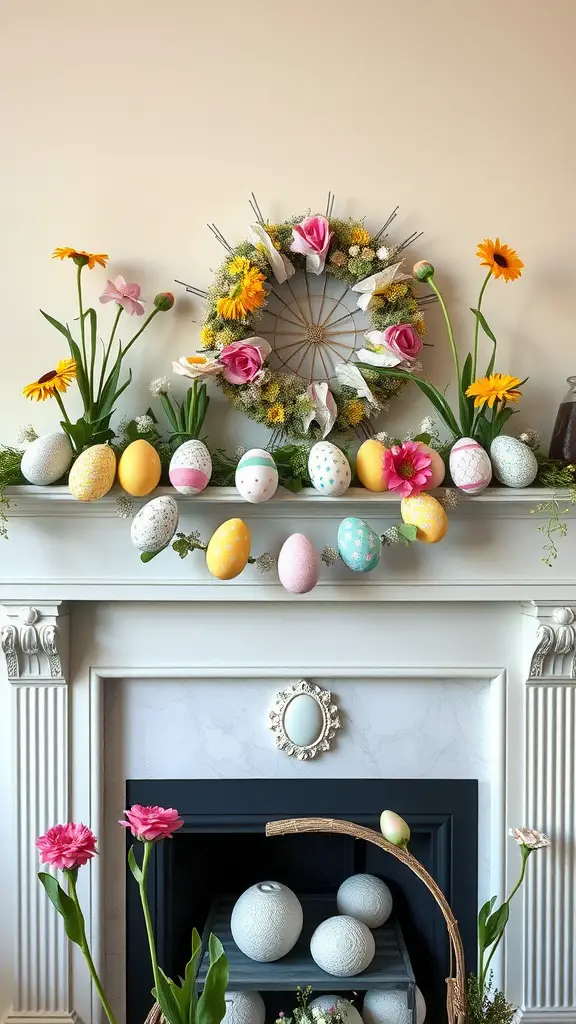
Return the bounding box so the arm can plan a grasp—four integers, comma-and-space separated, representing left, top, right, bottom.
265, 817, 467, 1024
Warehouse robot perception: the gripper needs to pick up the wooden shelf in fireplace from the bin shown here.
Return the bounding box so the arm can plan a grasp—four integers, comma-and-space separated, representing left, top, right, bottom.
197, 894, 416, 992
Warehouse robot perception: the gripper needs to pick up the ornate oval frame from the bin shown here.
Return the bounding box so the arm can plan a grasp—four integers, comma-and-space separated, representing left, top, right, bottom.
268, 679, 341, 760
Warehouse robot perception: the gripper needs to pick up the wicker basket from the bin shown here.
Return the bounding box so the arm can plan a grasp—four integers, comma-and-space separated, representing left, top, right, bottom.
143, 817, 467, 1024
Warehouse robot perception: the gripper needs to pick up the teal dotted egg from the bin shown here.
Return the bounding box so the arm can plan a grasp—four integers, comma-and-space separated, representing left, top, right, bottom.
337, 516, 381, 573
308, 441, 351, 496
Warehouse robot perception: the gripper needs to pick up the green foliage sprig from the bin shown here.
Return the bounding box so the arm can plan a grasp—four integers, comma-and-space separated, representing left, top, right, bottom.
465, 974, 515, 1024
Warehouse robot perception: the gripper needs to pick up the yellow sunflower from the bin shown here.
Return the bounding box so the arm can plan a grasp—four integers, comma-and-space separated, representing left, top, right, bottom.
23, 359, 77, 401
344, 399, 365, 426
267, 403, 285, 424
228, 256, 251, 276
350, 225, 371, 246
465, 373, 523, 409
216, 268, 267, 320
476, 238, 524, 282
52, 247, 109, 270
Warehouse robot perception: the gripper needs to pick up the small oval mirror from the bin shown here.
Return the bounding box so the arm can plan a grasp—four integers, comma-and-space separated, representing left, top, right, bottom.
283, 693, 324, 747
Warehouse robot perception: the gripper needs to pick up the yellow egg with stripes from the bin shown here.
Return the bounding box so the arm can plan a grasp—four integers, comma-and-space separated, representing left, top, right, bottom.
206, 519, 251, 580
400, 493, 448, 544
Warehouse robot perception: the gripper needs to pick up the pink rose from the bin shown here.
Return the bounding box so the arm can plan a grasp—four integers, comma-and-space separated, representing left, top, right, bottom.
290, 215, 334, 274
381, 323, 422, 362
219, 337, 271, 385
36, 822, 98, 870
119, 804, 184, 841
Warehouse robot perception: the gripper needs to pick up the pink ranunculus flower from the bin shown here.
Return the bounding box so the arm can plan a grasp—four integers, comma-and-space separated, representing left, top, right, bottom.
290, 215, 334, 274
119, 804, 184, 841
36, 823, 97, 870
378, 324, 423, 363
99, 275, 145, 316
219, 337, 271, 385
384, 441, 432, 498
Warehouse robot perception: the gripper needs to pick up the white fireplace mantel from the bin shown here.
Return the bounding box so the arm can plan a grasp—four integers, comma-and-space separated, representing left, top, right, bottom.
0, 486, 575, 1024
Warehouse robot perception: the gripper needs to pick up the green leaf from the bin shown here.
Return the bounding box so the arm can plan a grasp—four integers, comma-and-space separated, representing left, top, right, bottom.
180, 928, 202, 1024
153, 967, 183, 1024
37, 872, 84, 946
196, 934, 229, 1024
40, 309, 74, 342
470, 308, 498, 376
412, 432, 431, 445
39, 311, 90, 408
484, 901, 510, 947
356, 364, 461, 437
127, 846, 143, 884
459, 352, 474, 435
397, 524, 418, 545
478, 895, 498, 953
140, 548, 167, 563
160, 394, 180, 433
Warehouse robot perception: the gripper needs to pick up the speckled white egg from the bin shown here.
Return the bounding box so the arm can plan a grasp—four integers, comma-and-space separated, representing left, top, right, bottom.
169, 440, 212, 495
21, 432, 73, 485
235, 449, 278, 503
449, 437, 492, 494
308, 441, 351, 496
277, 534, 319, 594
130, 495, 179, 553
490, 435, 538, 488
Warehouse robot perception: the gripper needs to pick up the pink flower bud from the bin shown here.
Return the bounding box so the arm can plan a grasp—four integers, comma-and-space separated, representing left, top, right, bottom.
412, 260, 435, 283
380, 809, 411, 849
154, 292, 175, 311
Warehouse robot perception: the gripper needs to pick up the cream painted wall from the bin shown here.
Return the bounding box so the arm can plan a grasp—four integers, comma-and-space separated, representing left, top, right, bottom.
1, 0, 575, 449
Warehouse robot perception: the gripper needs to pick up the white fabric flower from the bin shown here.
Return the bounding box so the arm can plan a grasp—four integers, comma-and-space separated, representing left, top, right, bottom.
335, 363, 377, 406
509, 827, 551, 850
248, 224, 295, 284
377, 245, 392, 261
351, 262, 410, 311
172, 355, 223, 381
301, 381, 337, 438
357, 331, 405, 368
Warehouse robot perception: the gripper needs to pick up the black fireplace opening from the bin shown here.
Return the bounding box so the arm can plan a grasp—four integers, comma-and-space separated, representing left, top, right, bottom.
125, 779, 478, 1024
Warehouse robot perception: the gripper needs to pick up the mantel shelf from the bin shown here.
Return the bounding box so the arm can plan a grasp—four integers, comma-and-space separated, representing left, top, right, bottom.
4, 484, 571, 519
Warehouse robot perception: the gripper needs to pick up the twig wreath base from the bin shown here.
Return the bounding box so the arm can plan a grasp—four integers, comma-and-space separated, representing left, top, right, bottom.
180, 196, 431, 441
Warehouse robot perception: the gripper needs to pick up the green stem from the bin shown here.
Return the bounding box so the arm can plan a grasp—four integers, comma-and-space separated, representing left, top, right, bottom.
98, 305, 123, 401
429, 277, 460, 387
53, 391, 71, 426
472, 270, 492, 380
67, 872, 119, 1024
121, 308, 160, 360
479, 847, 531, 995
138, 842, 162, 997
76, 266, 88, 399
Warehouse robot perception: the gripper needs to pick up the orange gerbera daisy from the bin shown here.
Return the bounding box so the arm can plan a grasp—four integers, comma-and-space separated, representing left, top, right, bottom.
23, 359, 77, 402
216, 267, 267, 320
476, 238, 524, 282
465, 373, 523, 409
52, 247, 109, 270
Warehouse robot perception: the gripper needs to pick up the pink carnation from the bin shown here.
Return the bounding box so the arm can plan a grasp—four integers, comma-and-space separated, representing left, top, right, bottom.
99, 275, 145, 316
119, 804, 184, 841
384, 440, 432, 497
36, 823, 97, 870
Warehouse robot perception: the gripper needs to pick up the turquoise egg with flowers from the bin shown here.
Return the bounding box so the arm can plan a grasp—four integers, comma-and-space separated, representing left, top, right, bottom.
337, 516, 381, 573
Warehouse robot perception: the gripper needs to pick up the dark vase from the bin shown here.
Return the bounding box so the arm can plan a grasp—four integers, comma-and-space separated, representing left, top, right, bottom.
550, 376, 576, 461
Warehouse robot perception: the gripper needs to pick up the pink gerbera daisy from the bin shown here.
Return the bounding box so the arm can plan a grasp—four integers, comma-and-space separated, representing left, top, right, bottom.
384, 441, 432, 497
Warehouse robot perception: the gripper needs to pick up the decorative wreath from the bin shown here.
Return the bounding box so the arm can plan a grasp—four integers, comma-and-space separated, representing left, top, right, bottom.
180, 196, 429, 441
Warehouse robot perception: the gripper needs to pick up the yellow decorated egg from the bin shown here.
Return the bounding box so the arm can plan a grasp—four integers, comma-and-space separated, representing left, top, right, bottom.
206, 519, 251, 580
118, 439, 161, 496
356, 439, 388, 492
68, 444, 116, 502
400, 493, 448, 544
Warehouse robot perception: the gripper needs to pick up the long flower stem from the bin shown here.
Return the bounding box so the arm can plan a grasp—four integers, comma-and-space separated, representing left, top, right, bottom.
121, 309, 160, 359
54, 391, 71, 426
138, 842, 162, 997
98, 305, 123, 401
479, 847, 530, 994
428, 277, 460, 388
76, 266, 88, 398
67, 871, 119, 1024
472, 271, 492, 380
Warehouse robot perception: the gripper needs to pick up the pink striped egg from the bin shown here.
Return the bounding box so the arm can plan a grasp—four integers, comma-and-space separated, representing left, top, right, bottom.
449, 437, 492, 494
169, 440, 212, 495
278, 534, 320, 594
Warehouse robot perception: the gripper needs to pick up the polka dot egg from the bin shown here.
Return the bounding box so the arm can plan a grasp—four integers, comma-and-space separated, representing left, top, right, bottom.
235, 449, 278, 503
337, 516, 381, 572
308, 441, 351, 496
206, 519, 251, 580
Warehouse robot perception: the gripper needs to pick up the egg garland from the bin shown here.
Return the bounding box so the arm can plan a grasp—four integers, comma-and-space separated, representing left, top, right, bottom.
277, 534, 320, 593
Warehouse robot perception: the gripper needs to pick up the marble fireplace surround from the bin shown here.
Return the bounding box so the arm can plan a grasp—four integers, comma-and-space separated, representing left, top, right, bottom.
0, 487, 575, 1024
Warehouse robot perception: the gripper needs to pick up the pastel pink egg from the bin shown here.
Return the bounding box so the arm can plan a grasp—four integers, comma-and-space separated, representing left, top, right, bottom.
277, 534, 320, 594
416, 442, 446, 489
